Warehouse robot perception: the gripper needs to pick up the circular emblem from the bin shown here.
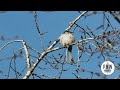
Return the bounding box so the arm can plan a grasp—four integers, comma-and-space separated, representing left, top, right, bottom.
101, 61, 115, 75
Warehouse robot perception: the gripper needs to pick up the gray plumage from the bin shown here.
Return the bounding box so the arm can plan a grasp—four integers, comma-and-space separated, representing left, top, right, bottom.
59, 31, 75, 64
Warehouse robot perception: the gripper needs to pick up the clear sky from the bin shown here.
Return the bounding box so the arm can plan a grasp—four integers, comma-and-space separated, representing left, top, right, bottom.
0, 11, 120, 79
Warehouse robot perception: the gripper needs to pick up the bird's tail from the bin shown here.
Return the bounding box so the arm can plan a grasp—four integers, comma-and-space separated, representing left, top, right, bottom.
68, 46, 74, 64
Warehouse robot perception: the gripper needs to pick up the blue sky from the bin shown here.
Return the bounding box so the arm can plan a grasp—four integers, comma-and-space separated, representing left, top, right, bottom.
0, 11, 120, 79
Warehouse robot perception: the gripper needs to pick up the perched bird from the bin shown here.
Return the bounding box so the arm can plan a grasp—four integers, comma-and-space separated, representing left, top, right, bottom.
59, 31, 75, 64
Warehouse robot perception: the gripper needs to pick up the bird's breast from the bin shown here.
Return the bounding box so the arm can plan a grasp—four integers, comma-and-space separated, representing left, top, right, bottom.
60, 33, 75, 47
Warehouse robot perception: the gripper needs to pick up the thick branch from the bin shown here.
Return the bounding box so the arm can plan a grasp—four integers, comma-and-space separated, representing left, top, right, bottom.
23, 38, 95, 79
0, 40, 31, 70
23, 39, 59, 79
23, 11, 88, 79
22, 40, 31, 69
65, 11, 88, 31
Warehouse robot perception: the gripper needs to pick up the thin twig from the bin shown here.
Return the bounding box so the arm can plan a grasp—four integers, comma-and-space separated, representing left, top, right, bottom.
33, 11, 44, 51
23, 11, 89, 79
0, 40, 31, 70
109, 11, 120, 23
65, 11, 88, 31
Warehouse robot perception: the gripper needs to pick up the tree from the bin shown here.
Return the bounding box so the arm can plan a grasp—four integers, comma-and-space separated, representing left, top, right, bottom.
0, 11, 120, 79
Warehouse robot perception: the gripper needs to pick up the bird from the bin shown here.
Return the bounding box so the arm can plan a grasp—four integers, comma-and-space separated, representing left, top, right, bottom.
59, 31, 75, 64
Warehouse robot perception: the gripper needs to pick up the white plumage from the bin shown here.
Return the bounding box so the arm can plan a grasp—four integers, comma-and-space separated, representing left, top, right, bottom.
59, 31, 75, 64
59, 32, 75, 47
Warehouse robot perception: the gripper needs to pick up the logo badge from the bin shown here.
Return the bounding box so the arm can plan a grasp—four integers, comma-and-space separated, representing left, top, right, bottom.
101, 61, 115, 75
